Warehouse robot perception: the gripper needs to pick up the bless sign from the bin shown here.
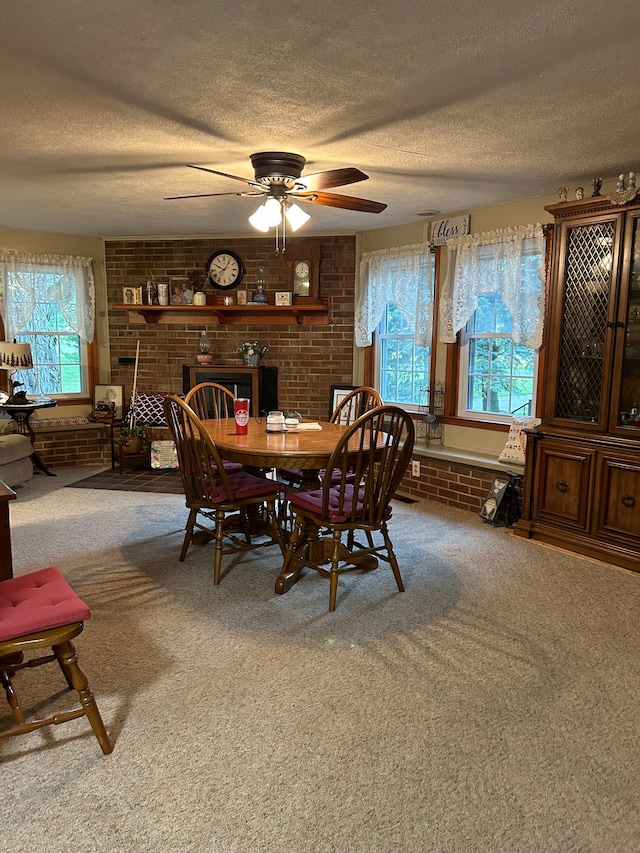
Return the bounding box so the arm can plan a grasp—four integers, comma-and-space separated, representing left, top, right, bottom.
429, 215, 470, 246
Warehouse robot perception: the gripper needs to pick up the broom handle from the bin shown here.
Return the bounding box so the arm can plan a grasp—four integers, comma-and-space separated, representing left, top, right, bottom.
129, 340, 140, 429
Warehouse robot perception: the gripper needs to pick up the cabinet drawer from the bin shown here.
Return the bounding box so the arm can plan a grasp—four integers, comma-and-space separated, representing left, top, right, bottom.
533, 442, 595, 530
594, 453, 640, 546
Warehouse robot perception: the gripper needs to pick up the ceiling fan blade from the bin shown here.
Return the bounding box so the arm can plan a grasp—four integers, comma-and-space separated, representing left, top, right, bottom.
165, 191, 262, 200
296, 191, 387, 213
186, 164, 253, 185
297, 167, 369, 191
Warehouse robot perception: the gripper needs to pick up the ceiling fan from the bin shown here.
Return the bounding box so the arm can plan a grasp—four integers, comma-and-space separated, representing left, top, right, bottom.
166, 152, 386, 252
166, 151, 387, 214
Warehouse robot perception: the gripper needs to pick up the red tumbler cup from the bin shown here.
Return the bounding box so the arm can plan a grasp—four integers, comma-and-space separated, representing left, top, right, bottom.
233, 398, 250, 435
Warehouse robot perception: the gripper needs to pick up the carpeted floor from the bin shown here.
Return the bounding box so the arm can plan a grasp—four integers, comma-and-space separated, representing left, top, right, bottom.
66, 467, 185, 494
5, 466, 640, 853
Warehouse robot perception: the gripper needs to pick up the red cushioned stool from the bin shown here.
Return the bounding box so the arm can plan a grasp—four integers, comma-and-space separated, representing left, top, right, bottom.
0, 567, 112, 754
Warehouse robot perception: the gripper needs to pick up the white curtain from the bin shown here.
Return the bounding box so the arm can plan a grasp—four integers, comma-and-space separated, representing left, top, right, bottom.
439, 224, 545, 349
355, 243, 433, 348
0, 250, 95, 343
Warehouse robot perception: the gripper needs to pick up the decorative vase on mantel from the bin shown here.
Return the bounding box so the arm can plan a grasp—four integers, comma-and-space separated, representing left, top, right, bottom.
243, 353, 260, 367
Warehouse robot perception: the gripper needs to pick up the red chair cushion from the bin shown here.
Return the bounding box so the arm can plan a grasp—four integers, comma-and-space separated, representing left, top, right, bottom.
219, 460, 243, 475
207, 470, 280, 503
289, 484, 364, 522
0, 567, 91, 642
290, 486, 393, 524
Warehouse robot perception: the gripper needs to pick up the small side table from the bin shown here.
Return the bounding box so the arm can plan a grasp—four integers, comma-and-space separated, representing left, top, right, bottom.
0, 398, 58, 476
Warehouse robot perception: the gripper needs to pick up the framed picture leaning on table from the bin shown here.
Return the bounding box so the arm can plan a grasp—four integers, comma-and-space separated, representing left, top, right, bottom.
93, 384, 124, 421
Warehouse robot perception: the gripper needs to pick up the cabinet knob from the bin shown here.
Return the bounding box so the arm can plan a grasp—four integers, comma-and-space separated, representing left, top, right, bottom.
555, 480, 569, 493
621, 493, 636, 508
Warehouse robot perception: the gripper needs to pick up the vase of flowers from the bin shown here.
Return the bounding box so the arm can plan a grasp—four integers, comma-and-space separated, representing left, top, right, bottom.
237, 341, 268, 366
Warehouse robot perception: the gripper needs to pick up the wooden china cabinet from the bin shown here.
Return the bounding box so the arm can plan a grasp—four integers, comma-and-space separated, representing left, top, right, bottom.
514, 194, 640, 572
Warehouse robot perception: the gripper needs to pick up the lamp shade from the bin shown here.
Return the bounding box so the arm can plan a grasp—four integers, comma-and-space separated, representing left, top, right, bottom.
285, 203, 311, 232
0, 341, 33, 371
248, 204, 271, 232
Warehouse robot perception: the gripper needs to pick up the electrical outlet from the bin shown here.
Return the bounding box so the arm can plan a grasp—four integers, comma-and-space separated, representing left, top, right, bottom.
411, 460, 420, 477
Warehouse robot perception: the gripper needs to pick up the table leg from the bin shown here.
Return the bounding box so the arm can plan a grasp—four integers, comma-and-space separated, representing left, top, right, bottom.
31, 449, 56, 477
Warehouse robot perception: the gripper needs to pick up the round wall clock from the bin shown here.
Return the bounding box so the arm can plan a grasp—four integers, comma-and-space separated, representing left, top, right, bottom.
205, 250, 244, 289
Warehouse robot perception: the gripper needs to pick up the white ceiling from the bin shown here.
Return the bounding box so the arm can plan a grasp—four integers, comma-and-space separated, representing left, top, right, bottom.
1, 0, 639, 239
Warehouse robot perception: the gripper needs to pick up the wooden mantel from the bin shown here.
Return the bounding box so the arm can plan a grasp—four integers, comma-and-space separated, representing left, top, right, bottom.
113, 296, 329, 326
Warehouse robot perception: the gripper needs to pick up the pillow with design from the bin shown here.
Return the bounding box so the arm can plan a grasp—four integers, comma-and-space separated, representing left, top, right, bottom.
131, 392, 183, 427
498, 416, 540, 466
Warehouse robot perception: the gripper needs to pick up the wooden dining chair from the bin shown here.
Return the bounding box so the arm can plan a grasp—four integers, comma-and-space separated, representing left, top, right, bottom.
184, 381, 235, 420
277, 386, 383, 488
280, 405, 415, 611
163, 395, 285, 584
0, 566, 113, 754
184, 382, 243, 476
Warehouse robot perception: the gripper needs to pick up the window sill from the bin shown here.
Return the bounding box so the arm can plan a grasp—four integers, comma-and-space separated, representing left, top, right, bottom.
412, 444, 524, 474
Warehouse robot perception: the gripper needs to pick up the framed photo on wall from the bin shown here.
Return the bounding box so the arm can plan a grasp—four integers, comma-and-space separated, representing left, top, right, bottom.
329, 385, 357, 421
93, 384, 124, 420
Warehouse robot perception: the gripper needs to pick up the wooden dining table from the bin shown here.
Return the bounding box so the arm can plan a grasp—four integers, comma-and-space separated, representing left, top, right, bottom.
200, 417, 380, 592
201, 417, 348, 484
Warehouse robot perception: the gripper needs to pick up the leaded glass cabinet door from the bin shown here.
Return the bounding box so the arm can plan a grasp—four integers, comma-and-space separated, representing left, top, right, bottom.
612, 211, 640, 434
548, 214, 623, 430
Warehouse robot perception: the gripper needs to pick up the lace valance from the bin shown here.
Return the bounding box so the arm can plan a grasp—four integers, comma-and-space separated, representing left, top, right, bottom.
439, 224, 545, 349
0, 249, 95, 343
355, 243, 433, 348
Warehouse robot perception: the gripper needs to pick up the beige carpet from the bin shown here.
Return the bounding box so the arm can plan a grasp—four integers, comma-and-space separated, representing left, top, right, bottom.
2, 466, 639, 853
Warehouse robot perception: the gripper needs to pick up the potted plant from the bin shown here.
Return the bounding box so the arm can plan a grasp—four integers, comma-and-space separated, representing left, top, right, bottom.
237, 341, 268, 366
119, 422, 146, 455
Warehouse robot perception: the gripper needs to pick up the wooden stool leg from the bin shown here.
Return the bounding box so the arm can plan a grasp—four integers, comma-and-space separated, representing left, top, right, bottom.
54, 639, 113, 755
1, 668, 26, 725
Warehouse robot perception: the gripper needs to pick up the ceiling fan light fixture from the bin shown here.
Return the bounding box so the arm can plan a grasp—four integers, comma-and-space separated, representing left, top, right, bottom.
285, 202, 311, 232
264, 196, 283, 227
248, 204, 270, 232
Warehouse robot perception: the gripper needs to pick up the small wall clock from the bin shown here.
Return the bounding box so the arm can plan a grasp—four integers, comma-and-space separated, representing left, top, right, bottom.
293, 260, 311, 296
205, 250, 244, 289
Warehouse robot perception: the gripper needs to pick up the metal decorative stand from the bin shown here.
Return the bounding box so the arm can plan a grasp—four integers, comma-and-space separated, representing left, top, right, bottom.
420, 380, 445, 446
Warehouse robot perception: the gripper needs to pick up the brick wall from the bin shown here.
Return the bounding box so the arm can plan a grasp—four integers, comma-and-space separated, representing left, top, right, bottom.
397, 457, 514, 514
104, 236, 356, 421
33, 426, 112, 469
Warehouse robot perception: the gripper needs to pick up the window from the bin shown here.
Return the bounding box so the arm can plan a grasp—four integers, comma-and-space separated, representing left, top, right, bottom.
356, 244, 435, 410
376, 300, 431, 408
440, 224, 545, 423
458, 291, 536, 420
0, 250, 95, 399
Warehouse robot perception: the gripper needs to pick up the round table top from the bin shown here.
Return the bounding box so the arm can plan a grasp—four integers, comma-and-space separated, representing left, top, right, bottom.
201, 418, 349, 470
0, 397, 57, 413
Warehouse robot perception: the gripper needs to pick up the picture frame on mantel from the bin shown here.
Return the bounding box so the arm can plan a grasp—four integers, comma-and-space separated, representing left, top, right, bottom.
122, 286, 142, 305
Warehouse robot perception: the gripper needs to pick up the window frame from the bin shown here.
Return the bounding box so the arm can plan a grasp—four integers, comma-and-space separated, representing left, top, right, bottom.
443, 228, 552, 429
363, 247, 439, 414
0, 274, 98, 408
456, 291, 539, 425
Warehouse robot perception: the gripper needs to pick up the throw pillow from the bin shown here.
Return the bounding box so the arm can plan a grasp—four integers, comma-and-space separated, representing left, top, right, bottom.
130, 392, 182, 427
498, 416, 540, 466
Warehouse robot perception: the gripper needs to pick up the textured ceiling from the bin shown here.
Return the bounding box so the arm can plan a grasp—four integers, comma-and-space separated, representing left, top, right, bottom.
1, 0, 639, 239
